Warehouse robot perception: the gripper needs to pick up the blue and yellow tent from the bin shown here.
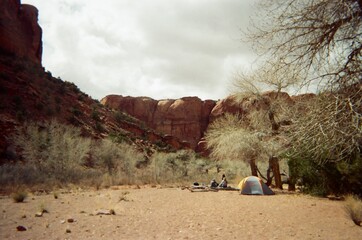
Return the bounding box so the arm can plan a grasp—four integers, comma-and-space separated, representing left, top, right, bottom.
238, 176, 275, 195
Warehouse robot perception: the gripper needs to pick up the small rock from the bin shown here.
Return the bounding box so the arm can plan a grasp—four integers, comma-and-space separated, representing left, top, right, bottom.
67, 218, 75, 223
16, 225, 27, 231
60, 220, 66, 224
66, 228, 71, 233
95, 209, 115, 215
35, 212, 43, 217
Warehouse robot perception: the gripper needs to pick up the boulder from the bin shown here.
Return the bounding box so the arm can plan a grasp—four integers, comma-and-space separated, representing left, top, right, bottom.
209, 95, 244, 121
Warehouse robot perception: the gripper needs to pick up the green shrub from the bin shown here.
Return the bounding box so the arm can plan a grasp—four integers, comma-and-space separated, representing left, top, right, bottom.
109, 131, 131, 144
95, 121, 104, 132
287, 153, 362, 196
91, 106, 100, 121
113, 110, 139, 124
70, 107, 82, 116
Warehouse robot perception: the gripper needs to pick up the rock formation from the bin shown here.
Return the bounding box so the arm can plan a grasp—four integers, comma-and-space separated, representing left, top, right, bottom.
101, 95, 216, 149
0, 0, 42, 64
0, 0, 189, 163
102, 91, 310, 154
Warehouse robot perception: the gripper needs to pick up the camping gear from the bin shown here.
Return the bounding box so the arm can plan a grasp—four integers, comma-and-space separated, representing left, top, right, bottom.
238, 176, 275, 195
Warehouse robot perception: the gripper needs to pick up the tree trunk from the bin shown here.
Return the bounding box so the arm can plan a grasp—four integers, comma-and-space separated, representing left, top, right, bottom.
270, 156, 283, 189
268, 111, 280, 132
250, 158, 258, 176
266, 162, 273, 186
288, 182, 296, 191
288, 175, 296, 191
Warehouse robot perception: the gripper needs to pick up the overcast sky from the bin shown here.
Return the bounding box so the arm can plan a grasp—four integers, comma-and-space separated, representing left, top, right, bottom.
22, 0, 258, 100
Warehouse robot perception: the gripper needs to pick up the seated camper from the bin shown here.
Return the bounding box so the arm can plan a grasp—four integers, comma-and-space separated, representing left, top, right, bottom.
210, 179, 218, 188
218, 174, 228, 188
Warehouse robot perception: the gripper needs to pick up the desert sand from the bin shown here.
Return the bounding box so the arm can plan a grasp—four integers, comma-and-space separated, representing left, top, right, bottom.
0, 186, 361, 240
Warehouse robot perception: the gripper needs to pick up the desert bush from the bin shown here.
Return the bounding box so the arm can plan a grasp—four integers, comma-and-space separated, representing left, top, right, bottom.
0, 160, 104, 192
91, 107, 100, 121
12, 120, 91, 182
345, 195, 362, 226
113, 110, 139, 125
53, 192, 59, 199
0, 163, 47, 188
70, 107, 82, 116
149, 150, 243, 185
5, 120, 253, 190
11, 190, 28, 203
64, 81, 81, 93
151, 150, 191, 183
92, 139, 143, 184
95, 121, 105, 132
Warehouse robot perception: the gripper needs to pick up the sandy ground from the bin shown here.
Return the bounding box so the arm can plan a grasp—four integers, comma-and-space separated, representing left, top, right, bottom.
0, 185, 361, 240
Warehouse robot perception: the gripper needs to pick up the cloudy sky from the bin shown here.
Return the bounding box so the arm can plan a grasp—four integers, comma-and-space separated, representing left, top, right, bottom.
23, 0, 258, 100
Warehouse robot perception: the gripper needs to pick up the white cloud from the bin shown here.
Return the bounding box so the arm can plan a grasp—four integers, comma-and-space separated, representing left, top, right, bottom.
22, 0, 258, 100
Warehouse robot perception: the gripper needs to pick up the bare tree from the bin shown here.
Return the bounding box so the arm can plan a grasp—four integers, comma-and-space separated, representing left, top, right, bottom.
243, 0, 362, 194
250, 0, 362, 90
205, 114, 265, 177
288, 90, 361, 165
230, 64, 296, 189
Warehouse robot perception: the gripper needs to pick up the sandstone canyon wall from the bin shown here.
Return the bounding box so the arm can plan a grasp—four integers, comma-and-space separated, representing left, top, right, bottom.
0, 0, 42, 64
101, 95, 216, 149
101, 92, 310, 153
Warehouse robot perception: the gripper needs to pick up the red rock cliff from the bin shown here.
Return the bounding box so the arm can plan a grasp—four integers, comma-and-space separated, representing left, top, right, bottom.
101, 95, 216, 149
0, 0, 42, 64
102, 92, 309, 154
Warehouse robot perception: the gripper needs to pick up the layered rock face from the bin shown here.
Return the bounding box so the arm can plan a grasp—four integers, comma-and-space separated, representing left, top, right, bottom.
0, 0, 42, 64
102, 92, 308, 153
101, 95, 216, 149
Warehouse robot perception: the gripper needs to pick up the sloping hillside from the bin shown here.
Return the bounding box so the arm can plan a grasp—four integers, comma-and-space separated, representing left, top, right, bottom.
0, 0, 188, 163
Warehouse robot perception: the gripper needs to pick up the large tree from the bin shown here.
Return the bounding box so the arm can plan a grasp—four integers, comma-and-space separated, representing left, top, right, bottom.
205, 113, 264, 177
247, 0, 362, 195
250, 0, 362, 90
205, 85, 291, 189
232, 69, 293, 189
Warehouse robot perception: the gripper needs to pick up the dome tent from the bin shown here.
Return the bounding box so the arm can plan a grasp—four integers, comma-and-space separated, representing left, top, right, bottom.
238, 176, 275, 195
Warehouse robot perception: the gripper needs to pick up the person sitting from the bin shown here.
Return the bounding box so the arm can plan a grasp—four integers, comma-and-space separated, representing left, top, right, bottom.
210, 179, 218, 188
218, 174, 228, 188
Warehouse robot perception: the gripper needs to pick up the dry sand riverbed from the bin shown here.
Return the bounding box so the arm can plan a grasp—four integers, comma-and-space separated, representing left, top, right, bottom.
1, 186, 361, 240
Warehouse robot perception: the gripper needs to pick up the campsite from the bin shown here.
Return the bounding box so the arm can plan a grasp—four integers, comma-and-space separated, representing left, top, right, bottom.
1, 184, 361, 240
1, 0, 361, 239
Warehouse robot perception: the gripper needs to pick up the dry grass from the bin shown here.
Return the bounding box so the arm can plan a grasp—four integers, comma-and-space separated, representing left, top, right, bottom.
11, 190, 28, 203
344, 195, 362, 226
